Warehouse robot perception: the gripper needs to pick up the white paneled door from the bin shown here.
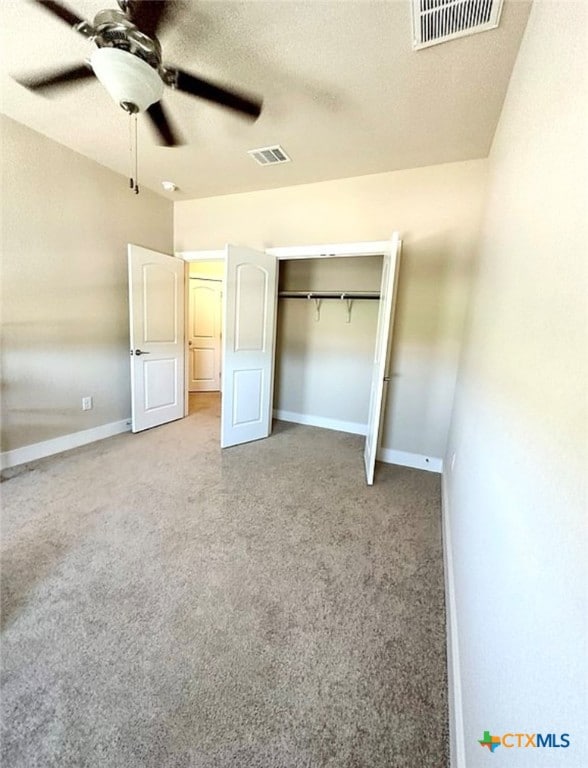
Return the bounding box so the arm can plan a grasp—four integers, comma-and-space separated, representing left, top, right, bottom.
128, 244, 185, 433
221, 245, 278, 448
364, 233, 401, 485
189, 278, 222, 392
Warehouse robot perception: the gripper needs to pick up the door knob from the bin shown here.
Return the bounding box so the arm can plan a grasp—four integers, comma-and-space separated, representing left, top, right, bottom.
135, 349, 150, 356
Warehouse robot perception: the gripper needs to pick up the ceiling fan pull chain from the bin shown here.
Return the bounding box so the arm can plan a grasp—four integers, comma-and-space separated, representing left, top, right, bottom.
128, 111, 139, 195
133, 112, 139, 195
128, 111, 134, 190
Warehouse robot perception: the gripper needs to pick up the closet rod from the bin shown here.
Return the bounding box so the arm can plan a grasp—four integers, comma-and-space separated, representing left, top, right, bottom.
278, 290, 380, 300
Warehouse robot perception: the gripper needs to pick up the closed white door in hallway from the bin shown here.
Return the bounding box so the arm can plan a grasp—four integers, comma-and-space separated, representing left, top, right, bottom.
188, 278, 222, 392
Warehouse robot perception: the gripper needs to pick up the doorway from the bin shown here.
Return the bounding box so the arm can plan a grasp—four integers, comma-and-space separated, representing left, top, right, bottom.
188, 261, 223, 393
188, 391, 221, 418
185, 259, 225, 421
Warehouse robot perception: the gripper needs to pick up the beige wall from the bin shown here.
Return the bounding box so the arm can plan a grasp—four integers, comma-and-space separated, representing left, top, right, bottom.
175, 159, 488, 458
188, 261, 224, 279
276, 257, 382, 426
445, 2, 587, 764
0, 116, 173, 452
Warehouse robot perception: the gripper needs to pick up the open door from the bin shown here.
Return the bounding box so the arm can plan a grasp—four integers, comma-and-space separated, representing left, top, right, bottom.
221, 244, 278, 448
364, 233, 401, 485
128, 244, 185, 433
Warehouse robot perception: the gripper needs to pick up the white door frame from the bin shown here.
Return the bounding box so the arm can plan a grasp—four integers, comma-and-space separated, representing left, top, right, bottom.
178, 240, 396, 263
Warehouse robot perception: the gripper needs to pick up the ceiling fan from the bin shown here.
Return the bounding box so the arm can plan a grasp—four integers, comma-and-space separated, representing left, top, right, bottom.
16, 0, 263, 148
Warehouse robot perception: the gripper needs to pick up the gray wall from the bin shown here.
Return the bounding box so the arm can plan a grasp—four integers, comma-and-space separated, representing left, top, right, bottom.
445, 2, 587, 765
175, 159, 488, 460
0, 116, 173, 452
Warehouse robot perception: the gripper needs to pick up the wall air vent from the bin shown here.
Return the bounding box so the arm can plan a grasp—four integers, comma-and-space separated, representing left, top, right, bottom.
412, 0, 504, 50
248, 145, 291, 166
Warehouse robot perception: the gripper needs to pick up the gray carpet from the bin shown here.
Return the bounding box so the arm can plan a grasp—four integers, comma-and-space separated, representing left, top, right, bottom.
1, 394, 448, 767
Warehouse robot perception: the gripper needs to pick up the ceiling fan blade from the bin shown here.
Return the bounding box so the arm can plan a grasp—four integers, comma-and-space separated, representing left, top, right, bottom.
17, 63, 94, 93
145, 101, 183, 146
126, 0, 171, 38
32, 0, 91, 34
170, 68, 262, 120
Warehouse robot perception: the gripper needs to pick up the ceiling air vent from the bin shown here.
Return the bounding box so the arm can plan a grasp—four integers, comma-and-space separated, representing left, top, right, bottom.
248, 145, 291, 166
412, 0, 504, 50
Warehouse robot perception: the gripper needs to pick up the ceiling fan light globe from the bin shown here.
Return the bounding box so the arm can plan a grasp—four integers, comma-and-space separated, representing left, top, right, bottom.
90, 48, 164, 113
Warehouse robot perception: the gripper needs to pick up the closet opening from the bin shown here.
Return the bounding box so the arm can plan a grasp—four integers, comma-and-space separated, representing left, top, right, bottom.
273, 255, 384, 437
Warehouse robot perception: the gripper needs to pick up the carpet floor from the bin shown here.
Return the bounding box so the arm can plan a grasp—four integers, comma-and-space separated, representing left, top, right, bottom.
1, 394, 448, 767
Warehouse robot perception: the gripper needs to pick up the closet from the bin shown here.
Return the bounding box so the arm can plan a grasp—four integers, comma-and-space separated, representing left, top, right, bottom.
220, 236, 401, 484
273, 256, 384, 436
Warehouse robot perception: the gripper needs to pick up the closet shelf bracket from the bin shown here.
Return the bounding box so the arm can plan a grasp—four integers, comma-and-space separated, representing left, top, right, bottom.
345, 297, 353, 323
312, 296, 322, 322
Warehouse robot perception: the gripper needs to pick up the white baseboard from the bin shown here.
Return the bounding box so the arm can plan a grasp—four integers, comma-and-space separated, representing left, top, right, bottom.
377, 447, 443, 474
273, 411, 443, 474
441, 473, 466, 768
1, 419, 131, 470
273, 409, 368, 436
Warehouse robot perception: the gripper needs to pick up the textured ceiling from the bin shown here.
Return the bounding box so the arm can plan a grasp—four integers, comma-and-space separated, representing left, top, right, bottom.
0, 0, 531, 200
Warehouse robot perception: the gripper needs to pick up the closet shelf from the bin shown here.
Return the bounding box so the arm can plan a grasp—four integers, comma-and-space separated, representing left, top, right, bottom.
278, 291, 380, 300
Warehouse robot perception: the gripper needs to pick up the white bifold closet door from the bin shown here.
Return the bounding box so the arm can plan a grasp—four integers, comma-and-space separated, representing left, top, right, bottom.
364, 233, 401, 485
221, 245, 278, 448
128, 244, 185, 433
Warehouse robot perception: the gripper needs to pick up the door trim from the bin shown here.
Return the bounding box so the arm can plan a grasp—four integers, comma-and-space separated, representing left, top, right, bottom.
180, 250, 226, 262
177, 238, 397, 263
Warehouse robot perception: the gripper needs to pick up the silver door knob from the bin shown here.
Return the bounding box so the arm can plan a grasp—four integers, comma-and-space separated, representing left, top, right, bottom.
135, 349, 150, 356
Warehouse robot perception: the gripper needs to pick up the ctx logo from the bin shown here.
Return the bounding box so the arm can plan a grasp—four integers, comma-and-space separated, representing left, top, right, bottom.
479, 730, 571, 752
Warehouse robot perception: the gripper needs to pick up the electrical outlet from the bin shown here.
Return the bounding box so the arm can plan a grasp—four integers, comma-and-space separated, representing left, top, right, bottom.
82, 396, 93, 411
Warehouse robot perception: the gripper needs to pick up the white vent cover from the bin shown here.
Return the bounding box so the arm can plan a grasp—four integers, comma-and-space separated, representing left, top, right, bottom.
412, 0, 504, 50
248, 145, 291, 166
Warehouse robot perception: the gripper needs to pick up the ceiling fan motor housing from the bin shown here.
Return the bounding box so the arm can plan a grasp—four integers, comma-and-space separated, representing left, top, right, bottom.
93, 9, 162, 67
90, 47, 164, 113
